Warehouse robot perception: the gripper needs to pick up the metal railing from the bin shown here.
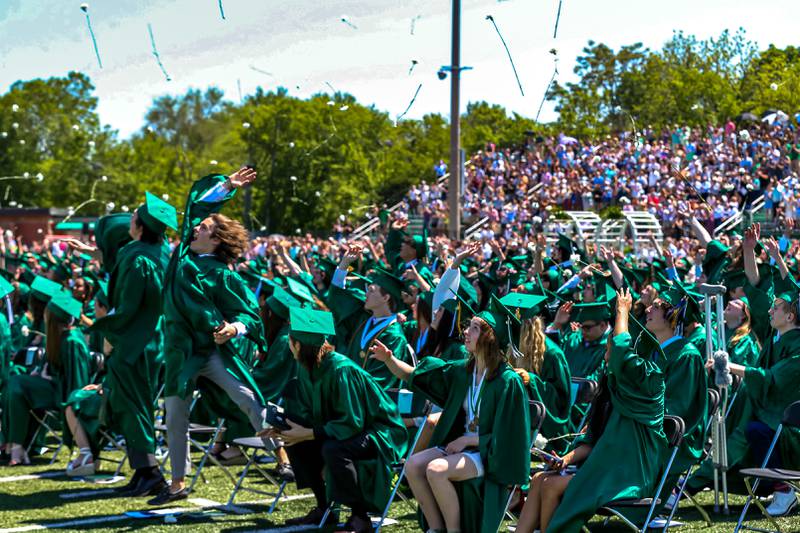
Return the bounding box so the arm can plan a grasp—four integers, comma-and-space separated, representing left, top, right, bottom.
714, 175, 793, 237
463, 182, 544, 240
349, 173, 450, 241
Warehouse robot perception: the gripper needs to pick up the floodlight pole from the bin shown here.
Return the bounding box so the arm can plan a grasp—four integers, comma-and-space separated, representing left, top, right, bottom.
448, 0, 462, 240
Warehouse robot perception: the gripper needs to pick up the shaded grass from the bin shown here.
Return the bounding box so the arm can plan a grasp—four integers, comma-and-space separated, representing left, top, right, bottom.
0, 450, 798, 532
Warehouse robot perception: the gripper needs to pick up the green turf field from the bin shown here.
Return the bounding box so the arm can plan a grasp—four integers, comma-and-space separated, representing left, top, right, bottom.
0, 450, 798, 532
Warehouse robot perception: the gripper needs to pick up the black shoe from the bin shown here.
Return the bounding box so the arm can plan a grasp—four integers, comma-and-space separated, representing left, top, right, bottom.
114, 470, 143, 494
277, 462, 295, 482
147, 485, 190, 506
127, 474, 167, 497
342, 513, 373, 533
284, 506, 337, 526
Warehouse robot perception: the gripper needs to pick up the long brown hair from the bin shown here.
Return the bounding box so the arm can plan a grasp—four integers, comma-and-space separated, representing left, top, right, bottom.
468, 318, 504, 378
296, 339, 335, 373
209, 213, 249, 264
729, 303, 760, 351
519, 317, 546, 374
44, 308, 70, 370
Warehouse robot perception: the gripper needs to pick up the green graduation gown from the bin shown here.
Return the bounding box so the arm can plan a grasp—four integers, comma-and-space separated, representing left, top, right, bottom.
90, 240, 166, 457
547, 333, 668, 533
657, 337, 708, 473
163, 175, 267, 401
252, 323, 296, 404
409, 357, 531, 533
743, 328, 800, 468
727, 329, 761, 367
308, 352, 408, 513
328, 286, 411, 390
688, 328, 800, 491
5, 328, 92, 446
559, 327, 609, 381
525, 337, 572, 451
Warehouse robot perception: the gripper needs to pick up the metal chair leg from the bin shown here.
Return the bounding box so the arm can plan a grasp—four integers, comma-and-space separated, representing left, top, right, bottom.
267, 481, 287, 514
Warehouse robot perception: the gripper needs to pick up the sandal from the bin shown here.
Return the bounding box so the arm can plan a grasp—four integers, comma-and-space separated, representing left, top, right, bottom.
8, 445, 30, 466
66, 448, 96, 477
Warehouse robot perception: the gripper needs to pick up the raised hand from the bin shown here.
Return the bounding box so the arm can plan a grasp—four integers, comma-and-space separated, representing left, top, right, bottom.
553, 301, 574, 328
368, 339, 393, 363
764, 237, 781, 260
228, 166, 257, 189
743, 223, 760, 251
391, 217, 409, 231
616, 287, 633, 314
60, 237, 97, 254
453, 241, 481, 267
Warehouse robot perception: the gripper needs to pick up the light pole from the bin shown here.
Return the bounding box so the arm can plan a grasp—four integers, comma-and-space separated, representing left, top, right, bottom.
448, 0, 461, 240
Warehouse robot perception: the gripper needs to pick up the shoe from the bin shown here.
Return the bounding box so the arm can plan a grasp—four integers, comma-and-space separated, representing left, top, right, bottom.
216, 453, 248, 466
114, 471, 143, 494
147, 485, 190, 506
340, 513, 373, 533
766, 489, 797, 517
285, 506, 337, 526
277, 462, 295, 482
127, 474, 167, 497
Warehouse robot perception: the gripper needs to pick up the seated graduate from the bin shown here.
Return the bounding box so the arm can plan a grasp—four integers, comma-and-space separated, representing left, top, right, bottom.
265, 307, 407, 533
328, 243, 411, 391
371, 296, 531, 533
5, 289, 92, 465
722, 296, 761, 366
501, 292, 572, 453
62, 284, 111, 477
548, 297, 610, 382
642, 282, 708, 484
517, 289, 668, 533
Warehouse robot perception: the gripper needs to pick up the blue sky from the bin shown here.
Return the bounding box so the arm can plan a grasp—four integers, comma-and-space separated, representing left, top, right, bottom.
2, 0, 798, 138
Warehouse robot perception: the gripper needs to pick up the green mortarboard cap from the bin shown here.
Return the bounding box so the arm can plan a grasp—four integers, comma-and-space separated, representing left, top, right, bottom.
499, 292, 548, 320
266, 286, 301, 321
138, 191, 178, 233
442, 286, 477, 318
94, 213, 133, 268
286, 276, 316, 306
31, 276, 61, 303
370, 268, 406, 306
724, 270, 747, 290
557, 233, 574, 253
476, 295, 520, 350
0, 276, 14, 299
289, 307, 336, 346
47, 289, 83, 322
570, 301, 612, 323
662, 282, 703, 325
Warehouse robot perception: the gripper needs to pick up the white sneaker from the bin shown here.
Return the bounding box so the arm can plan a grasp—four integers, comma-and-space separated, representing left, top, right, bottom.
766, 489, 797, 517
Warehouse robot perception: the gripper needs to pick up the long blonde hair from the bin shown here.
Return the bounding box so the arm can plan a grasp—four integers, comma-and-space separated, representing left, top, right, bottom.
519, 317, 546, 374
729, 303, 760, 351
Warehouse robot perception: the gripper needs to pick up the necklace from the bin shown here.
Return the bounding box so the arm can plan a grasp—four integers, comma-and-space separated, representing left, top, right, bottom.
467, 368, 487, 432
